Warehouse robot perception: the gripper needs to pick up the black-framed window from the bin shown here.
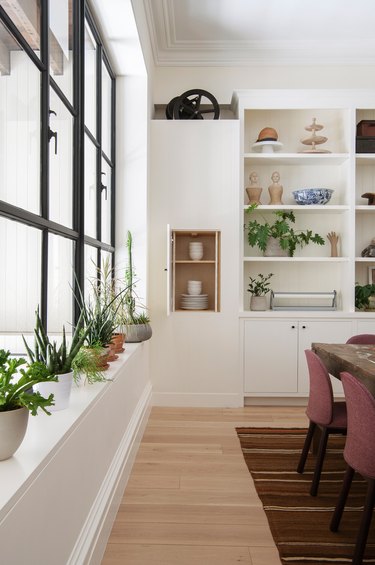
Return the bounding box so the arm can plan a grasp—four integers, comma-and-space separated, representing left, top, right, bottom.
0, 0, 116, 346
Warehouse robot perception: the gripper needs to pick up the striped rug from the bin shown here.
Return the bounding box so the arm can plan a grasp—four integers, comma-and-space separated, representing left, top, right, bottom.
236, 427, 375, 564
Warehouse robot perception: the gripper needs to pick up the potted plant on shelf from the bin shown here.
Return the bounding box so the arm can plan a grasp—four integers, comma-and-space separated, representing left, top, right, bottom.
22, 308, 90, 410
247, 272, 274, 311
355, 283, 375, 311
118, 231, 152, 343
246, 204, 325, 257
0, 349, 56, 460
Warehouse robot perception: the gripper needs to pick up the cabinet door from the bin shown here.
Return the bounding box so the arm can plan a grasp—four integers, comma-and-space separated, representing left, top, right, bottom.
244, 320, 297, 394
297, 320, 354, 394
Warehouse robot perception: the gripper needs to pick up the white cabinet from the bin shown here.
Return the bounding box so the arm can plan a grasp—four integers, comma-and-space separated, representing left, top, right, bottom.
243, 318, 354, 397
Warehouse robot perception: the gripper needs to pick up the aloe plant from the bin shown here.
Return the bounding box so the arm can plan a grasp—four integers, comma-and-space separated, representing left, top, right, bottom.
0, 349, 56, 415
23, 309, 90, 376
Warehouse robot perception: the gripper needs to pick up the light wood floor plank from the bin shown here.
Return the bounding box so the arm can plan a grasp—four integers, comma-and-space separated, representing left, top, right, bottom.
101, 405, 308, 565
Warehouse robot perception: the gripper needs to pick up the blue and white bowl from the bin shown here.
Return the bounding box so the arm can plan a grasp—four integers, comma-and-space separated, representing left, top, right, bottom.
292, 188, 334, 205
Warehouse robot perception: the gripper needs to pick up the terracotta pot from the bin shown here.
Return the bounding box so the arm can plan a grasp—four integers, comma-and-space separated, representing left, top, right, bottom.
111, 333, 125, 353
107, 342, 118, 362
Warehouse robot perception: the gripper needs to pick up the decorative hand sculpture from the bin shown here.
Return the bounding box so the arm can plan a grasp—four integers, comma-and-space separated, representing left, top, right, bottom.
327, 231, 339, 257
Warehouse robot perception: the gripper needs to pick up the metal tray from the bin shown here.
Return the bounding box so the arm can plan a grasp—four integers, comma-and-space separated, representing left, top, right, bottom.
270, 290, 337, 311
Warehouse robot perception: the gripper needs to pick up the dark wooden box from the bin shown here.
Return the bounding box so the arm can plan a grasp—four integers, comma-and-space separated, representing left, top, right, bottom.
356, 137, 375, 153
357, 120, 375, 137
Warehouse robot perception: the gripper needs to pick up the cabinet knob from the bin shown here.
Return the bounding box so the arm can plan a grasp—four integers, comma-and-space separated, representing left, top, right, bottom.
291, 325, 296, 329
302, 325, 306, 329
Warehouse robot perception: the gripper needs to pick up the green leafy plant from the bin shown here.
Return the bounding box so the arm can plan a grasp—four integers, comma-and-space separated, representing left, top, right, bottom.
23, 308, 89, 376
0, 349, 56, 415
78, 258, 128, 348
119, 231, 150, 326
246, 204, 325, 257
355, 283, 375, 310
72, 344, 108, 385
247, 273, 274, 297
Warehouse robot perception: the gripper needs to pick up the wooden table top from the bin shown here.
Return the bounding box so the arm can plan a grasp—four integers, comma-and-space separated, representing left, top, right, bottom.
312, 343, 375, 396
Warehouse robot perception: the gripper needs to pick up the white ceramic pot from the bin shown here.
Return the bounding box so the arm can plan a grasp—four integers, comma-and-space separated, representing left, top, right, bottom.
264, 237, 289, 257
36, 371, 73, 411
124, 323, 152, 343
0, 406, 29, 460
250, 296, 267, 311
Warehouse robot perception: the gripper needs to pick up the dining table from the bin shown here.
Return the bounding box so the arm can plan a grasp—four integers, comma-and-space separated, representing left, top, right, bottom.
312, 342, 375, 396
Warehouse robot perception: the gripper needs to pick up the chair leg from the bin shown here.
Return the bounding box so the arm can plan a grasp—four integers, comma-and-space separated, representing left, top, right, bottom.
310, 427, 329, 496
297, 421, 316, 474
352, 478, 375, 565
330, 465, 355, 532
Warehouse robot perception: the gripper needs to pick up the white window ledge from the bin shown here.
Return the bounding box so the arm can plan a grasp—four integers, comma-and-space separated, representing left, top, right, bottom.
0, 342, 141, 522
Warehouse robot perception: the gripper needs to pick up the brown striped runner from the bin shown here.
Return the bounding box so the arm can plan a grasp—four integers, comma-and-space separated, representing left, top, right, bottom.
236, 427, 375, 565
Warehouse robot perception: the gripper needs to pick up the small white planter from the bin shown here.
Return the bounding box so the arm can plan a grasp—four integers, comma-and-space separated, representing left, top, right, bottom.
124, 323, 152, 343
0, 406, 29, 460
36, 371, 73, 411
250, 296, 267, 311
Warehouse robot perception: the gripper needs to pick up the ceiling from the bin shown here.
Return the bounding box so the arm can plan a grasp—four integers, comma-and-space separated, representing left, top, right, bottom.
143, 0, 375, 67
89, 0, 375, 75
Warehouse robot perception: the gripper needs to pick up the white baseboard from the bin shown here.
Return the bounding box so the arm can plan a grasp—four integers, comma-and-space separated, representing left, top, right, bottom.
67, 381, 152, 565
152, 391, 243, 407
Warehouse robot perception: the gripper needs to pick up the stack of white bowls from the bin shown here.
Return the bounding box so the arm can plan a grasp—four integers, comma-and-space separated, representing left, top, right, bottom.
187, 280, 202, 295
180, 280, 208, 309
189, 241, 203, 260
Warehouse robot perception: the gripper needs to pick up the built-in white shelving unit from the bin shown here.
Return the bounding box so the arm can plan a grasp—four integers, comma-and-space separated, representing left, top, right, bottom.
232, 90, 375, 400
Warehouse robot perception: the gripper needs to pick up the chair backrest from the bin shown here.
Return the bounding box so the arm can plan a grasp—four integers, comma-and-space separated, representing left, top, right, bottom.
341, 372, 375, 479
305, 349, 334, 425
346, 334, 375, 344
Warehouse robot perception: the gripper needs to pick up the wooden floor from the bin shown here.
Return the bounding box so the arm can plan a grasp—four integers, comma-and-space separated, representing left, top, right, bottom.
101, 405, 308, 565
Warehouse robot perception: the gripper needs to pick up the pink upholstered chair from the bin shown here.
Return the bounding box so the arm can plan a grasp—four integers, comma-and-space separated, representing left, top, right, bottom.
297, 349, 347, 496
346, 334, 375, 344
330, 372, 375, 565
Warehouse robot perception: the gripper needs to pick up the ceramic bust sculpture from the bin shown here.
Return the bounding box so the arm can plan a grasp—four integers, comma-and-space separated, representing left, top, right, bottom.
246, 171, 262, 204
268, 171, 283, 205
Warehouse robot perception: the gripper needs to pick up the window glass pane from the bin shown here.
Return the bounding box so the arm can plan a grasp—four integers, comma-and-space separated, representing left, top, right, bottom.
84, 21, 96, 136
0, 217, 41, 335
101, 61, 112, 157
84, 244, 98, 301
1, 0, 41, 57
47, 233, 73, 333
101, 159, 112, 245
49, 88, 73, 227
84, 134, 97, 238
0, 21, 40, 213
49, 0, 73, 103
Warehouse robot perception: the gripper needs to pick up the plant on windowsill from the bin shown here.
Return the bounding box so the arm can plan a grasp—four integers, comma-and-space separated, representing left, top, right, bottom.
355, 283, 375, 311
117, 230, 152, 343
0, 349, 56, 460
22, 308, 90, 410
247, 273, 274, 311
246, 204, 325, 257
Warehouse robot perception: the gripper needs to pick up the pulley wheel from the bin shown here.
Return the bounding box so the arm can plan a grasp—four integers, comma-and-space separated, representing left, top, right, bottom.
171, 89, 220, 120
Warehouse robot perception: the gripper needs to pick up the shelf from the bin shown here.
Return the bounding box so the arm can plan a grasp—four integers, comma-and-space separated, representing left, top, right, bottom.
175, 260, 216, 264
243, 257, 350, 262
356, 154, 375, 165
356, 206, 375, 212
355, 257, 375, 262
243, 205, 349, 213
244, 153, 349, 166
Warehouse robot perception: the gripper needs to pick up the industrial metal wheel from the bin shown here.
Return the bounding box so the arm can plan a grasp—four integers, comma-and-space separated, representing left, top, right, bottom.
165, 89, 220, 120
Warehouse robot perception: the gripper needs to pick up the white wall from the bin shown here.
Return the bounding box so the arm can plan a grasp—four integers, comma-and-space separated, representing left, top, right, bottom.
152, 64, 375, 105
149, 120, 241, 406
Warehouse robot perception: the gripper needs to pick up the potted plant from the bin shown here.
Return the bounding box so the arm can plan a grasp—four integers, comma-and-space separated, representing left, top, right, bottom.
246, 204, 325, 257
355, 283, 375, 310
118, 231, 152, 343
247, 272, 274, 311
22, 308, 90, 410
0, 349, 56, 460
